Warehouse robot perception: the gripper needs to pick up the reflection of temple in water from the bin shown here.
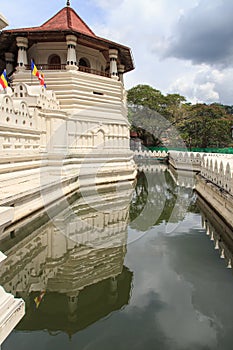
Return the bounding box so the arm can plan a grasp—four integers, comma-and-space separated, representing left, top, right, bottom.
0, 183, 133, 335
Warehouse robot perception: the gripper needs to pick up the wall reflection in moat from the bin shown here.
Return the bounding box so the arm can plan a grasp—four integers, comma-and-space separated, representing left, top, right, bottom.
2, 164, 233, 350
0, 182, 134, 335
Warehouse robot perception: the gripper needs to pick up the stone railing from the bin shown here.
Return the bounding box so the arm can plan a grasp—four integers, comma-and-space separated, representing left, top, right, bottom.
168, 151, 233, 194
168, 150, 233, 172
200, 155, 233, 195
134, 150, 168, 159
168, 150, 205, 171
25, 64, 111, 78
137, 163, 167, 173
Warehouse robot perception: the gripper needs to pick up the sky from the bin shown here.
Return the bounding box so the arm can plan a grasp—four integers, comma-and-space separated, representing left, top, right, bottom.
1, 0, 233, 105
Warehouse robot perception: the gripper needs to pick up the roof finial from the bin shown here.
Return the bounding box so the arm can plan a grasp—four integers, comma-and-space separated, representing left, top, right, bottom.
66, 0, 70, 6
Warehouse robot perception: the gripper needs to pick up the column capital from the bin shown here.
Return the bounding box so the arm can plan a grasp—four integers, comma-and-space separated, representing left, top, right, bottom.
109, 48, 118, 59
117, 64, 125, 74
5, 52, 14, 64
16, 36, 28, 48
66, 34, 77, 46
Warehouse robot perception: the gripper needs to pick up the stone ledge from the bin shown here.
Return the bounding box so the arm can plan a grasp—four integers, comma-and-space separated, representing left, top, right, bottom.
0, 207, 14, 233
0, 287, 25, 345
195, 175, 233, 229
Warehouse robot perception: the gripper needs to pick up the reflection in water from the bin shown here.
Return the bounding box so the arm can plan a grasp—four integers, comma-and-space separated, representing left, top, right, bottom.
130, 168, 196, 231
0, 183, 134, 336
2, 165, 233, 350
197, 194, 233, 269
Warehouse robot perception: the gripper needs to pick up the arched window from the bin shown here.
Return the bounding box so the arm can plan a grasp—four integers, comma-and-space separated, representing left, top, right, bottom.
48, 55, 61, 69
79, 57, 90, 69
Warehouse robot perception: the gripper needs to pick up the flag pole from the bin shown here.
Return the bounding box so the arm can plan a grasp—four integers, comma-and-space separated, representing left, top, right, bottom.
30, 59, 33, 85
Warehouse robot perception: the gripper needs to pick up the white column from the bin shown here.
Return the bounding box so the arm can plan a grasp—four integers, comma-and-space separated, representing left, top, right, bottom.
109, 49, 118, 80
5, 53, 15, 76
66, 34, 78, 70
16, 37, 28, 70
117, 64, 125, 85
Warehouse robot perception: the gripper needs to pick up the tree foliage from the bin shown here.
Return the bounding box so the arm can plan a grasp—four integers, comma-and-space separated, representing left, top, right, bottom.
127, 84, 233, 149
178, 103, 233, 148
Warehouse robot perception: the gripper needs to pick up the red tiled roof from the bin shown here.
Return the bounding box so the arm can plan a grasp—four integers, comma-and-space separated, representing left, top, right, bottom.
5, 6, 95, 37
41, 7, 95, 35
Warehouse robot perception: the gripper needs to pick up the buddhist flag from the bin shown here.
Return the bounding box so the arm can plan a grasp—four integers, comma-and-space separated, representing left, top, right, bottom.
34, 291, 46, 309
31, 60, 40, 78
31, 60, 46, 88
0, 69, 8, 89
39, 73, 46, 88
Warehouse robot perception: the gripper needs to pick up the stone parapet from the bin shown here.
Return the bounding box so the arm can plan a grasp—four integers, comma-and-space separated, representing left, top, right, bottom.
196, 174, 233, 229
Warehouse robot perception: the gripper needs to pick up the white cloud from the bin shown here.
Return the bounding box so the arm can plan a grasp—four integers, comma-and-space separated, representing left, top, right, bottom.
169, 65, 233, 104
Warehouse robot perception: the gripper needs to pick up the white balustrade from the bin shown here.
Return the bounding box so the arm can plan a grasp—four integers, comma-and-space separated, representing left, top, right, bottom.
133, 150, 168, 159
168, 150, 233, 195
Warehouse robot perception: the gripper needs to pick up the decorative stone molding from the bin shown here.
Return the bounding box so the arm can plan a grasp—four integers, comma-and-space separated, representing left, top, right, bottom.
134, 150, 168, 159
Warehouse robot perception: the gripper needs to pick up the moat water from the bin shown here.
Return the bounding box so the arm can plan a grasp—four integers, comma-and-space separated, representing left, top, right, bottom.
1, 164, 233, 350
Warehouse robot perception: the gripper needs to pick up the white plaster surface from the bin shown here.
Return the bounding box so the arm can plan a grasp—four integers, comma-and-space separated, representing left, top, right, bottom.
0, 207, 14, 228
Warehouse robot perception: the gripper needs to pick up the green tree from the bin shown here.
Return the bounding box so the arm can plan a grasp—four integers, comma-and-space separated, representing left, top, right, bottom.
127, 84, 186, 147
178, 103, 233, 148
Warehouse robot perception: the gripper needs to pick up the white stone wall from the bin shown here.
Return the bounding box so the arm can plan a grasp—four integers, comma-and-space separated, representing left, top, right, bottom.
0, 77, 136, 224
200, 154, 233, 194
0, 83, 65, 156
13, 70, 131, 155
168, 150, 204, 171
168, 150, 233, 194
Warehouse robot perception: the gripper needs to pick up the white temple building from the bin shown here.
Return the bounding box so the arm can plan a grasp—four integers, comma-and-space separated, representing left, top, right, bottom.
0, 2, 136, 345
0, 1, 136, 228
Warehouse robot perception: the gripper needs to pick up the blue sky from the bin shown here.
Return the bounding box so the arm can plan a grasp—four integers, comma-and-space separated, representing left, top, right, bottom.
1, 0, 233, 105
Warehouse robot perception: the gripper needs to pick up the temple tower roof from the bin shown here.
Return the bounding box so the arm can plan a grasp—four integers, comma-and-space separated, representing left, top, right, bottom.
0, 4, 134, 73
